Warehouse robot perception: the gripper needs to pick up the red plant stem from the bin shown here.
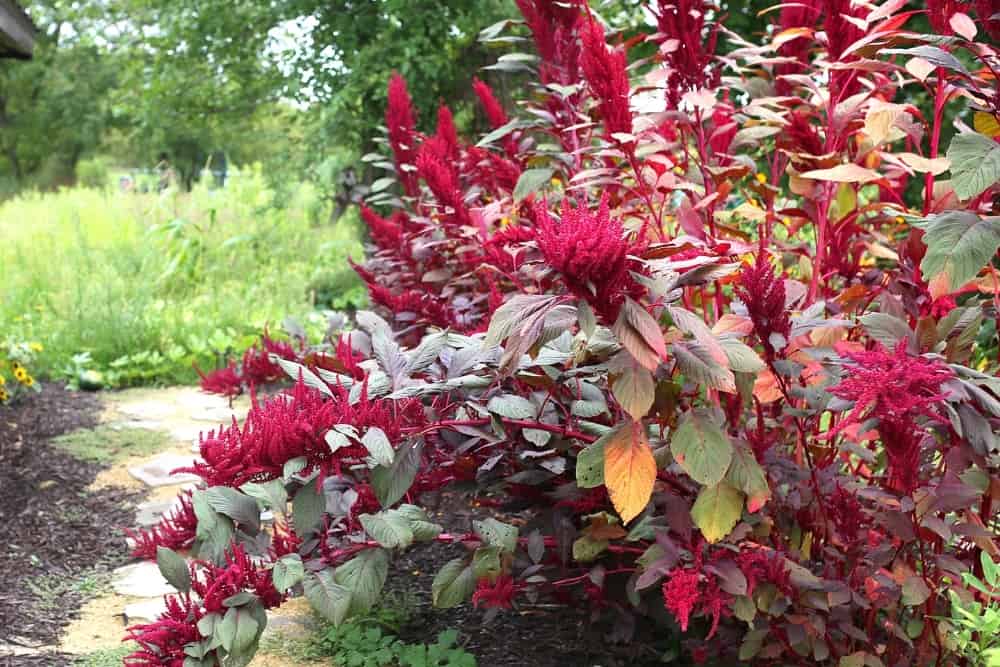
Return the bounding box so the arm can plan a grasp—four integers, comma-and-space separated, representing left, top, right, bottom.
922, 71, 947, 216
550, 567, 636, 587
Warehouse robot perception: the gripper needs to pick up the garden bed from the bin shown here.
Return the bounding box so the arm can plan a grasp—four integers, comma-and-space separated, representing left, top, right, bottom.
0, 384, 143, 664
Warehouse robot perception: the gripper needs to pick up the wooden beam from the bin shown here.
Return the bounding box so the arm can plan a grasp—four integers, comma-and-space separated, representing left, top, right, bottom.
0, 0, 35, 59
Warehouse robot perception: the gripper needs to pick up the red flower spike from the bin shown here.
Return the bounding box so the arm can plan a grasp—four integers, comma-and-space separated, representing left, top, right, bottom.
472, 77, 509, 130
735, 253, 791, 359
386, 72, 419, 197
662, 568, 701, 631
653, 0, 721, 108
196, 361, 242, 399
535, 194, 645, 322
580, 19, 633, 141
828, 340, 952, 493
127, 490, 198, 560
472, 575, 519, 610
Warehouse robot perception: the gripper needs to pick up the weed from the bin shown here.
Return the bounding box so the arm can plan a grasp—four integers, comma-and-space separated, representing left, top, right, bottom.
51, 426, 169, 464
74, 644, 136, 666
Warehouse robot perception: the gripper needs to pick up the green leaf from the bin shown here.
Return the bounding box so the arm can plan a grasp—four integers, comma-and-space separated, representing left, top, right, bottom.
334, 548, 389, 614
156, 546, 191, 593
240, 479, 288, 514
272, 554, 304, 592
292, 481, 325, 536
670, 411, 734, 486
487, 394, 536, 419
371, 438, 422, 508
431, 557, 476, 608
204, 486, 260, 532
673, 341, 736, 393
512, 167, 553, 202
473, 517, 518, 553
914, 211, 1000, 290
360, 511, 415, 549
947, 132, 1000, 200
303, 570, 353, 626
859, 312, 914, 349
612, 364, 655, 421
217, 605, 260, 655
572, 534, 609, 562
725, 445, 771, 513
576, 434, 607, 488
361, 427, 395, 467
691, 481, 744, 543
719, 339, 765, 373
472, 546, 502, 579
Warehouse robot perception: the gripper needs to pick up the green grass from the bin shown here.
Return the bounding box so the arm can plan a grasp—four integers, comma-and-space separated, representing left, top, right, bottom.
74, 644, 136, 666
0, 165, 366, 386
51, 425, 171, 463
26, 571, 113, 611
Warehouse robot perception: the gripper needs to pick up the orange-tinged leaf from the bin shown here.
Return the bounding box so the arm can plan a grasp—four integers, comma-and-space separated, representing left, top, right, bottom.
604, 421, 657, 524
753, 368, 782, 403
800, 164, 882, 184
949, 12, 977, 40
613, 298, 666, 371
974, 112, 1000, 138
712, 313, 753, 336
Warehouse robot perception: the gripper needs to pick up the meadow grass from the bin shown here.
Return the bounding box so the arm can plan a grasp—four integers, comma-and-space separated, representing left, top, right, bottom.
0, 166, 365, 386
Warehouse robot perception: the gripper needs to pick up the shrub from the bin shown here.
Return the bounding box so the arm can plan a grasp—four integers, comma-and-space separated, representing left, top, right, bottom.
76, 156, 110, 189
127, 1, 1000, 666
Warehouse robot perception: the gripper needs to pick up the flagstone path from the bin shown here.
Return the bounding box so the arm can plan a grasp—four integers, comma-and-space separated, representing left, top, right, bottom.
57, 386, 318, 665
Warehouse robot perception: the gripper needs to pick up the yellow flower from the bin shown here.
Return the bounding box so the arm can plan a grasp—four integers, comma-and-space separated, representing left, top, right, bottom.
11, 360, 21, 370
29, 342, 43, 352
23, 375, 34, 387
14, 366, 27, 382
755, 172, 767, 184
0, 375, 5, 385
0, 388, 8, 402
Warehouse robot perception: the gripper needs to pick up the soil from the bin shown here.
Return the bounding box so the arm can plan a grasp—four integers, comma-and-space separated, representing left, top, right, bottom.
383, 494, 670, 667
0, 384, 144, 666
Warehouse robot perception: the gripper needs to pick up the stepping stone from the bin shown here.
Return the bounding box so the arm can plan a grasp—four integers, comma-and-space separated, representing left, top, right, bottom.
135, 500, 176, 527
119, 400, 175, 420
176, 391, 230, 411
128, 453, 201, 487
124, 598, 168, 623
112, 562, 176, 597
170, 424, 207, 442
114, 419, 164, 431
190, 407, 241, 423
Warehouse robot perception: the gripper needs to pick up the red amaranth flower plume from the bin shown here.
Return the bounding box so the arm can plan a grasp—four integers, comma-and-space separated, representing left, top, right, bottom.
386, 72, 419, 197
127, 490, 197, 560
662, 568, 701, 631
828, 340, 952, 492
467, 147, 522, 195
368, 283, 457, 330
416, 139, 472, 228
181, 377, 424, 487
472, 575, 519, 609
472, 77, 509, 129
196, 360, 242, 399
580, 19, 633, 141
125, 593, 202, 666
126, 544, 285, 666
735, 253, 791, 359
435, 104, 460, 161
361, 204, 404, 249
535, 195, 645, 322
516, 0, 582, 84
653, 0, 720, 108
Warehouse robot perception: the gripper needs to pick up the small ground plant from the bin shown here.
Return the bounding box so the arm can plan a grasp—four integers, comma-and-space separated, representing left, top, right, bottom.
126, 1, 1000, 665
0, 337, 41, 403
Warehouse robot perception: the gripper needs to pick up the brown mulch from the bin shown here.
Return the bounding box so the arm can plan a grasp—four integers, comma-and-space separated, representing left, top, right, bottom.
0, 384, 143, 665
